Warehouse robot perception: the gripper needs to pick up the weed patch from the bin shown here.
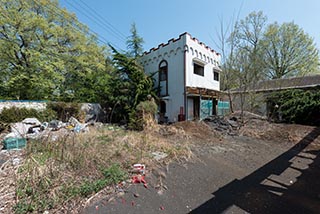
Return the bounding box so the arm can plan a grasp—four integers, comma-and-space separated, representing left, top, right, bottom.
13, 124, 191, 213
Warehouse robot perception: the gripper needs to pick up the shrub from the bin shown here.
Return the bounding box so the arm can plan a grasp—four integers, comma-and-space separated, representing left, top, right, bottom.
128, 99, 157, 130
0, 106, 56, 123
46, 102, 83, 122
266, 88, 320, 125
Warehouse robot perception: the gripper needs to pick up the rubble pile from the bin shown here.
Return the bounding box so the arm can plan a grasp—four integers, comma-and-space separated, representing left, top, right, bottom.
0, 116, 91, 150
203, 115, 240, 135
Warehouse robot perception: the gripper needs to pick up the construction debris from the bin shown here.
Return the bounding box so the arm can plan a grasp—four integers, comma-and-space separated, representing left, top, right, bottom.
21, 118, 41, 126
203, 115, 240, 135
1, 116, 91, 151
151, 152, 168, 161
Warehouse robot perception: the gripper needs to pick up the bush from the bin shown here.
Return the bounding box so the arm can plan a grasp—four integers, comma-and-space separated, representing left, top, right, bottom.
46, 102, 83, 122
0, 106, 56, 123
128, 100, 157, 130
267, 88, 320, 125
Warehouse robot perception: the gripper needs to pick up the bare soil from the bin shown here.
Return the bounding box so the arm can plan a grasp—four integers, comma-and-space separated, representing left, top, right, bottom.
83, 119, 320, 214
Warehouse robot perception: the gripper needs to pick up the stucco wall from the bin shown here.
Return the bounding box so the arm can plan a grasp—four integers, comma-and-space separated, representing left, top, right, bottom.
141, 33, 221, 122
141, 35, 186, 122
185, 34, 221, 91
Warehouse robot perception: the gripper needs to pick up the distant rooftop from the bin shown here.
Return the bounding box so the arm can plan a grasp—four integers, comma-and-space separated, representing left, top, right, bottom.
230, 75, 320, 93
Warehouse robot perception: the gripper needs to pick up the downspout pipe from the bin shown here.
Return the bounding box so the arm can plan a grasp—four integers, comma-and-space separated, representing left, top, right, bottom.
184, 46, 187, 121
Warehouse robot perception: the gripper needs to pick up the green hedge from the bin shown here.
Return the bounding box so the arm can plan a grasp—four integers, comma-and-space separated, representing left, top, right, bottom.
267, 88, 320, 125
0, 107, 56, 123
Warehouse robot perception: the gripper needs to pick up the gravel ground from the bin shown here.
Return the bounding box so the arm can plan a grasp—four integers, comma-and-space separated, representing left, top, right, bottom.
83, 126, 320, 214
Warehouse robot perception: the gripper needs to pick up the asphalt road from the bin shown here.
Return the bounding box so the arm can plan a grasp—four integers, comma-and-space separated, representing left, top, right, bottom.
83, 127, 320, 214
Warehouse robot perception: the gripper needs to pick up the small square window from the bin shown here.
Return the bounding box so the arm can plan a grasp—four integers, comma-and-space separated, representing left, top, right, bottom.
194, 63, 204, 76
214, 71, 219, 81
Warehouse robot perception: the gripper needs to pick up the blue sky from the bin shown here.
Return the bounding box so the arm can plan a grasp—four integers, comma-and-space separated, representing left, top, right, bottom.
58, 0, 320, 52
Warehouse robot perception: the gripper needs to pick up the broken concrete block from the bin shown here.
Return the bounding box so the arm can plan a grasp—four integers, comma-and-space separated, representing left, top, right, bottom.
69, 116, 81, 127
4, 132, 20, 139
22, 118, 41, 126
11, 123, 32, 137
49, 120, 63, 130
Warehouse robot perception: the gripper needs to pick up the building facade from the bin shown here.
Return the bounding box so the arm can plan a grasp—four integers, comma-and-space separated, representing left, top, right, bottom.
140, 32, 221, 122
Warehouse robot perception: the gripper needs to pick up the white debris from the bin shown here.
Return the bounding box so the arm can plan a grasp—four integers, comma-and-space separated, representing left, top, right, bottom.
22, 118, 41, 126
151, 152, 168, 161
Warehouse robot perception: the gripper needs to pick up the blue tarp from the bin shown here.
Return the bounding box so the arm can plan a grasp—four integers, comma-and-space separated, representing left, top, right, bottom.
200, 99, 213, 120
218, 101, 230, 116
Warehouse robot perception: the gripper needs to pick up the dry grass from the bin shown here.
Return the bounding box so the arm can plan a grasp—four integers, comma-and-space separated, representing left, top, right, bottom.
7, 119, 194, 213
0, 150, 22, 213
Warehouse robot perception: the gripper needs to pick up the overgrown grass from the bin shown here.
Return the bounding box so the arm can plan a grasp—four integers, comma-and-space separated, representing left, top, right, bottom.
13, 123, 192, 213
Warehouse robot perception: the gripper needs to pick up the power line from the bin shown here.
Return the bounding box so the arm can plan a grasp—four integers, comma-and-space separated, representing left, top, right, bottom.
78, 0, 127, 40
64, 0, 126, 47
32, 0, 122, 49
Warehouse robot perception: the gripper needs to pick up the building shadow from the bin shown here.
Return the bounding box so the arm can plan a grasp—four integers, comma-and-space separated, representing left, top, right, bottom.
190, 127, 320, 214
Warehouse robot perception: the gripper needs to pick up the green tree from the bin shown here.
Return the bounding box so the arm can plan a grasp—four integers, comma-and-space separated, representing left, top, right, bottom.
126, 22, 144, 58
108, 46, 155, 123
0, 0, 109, 101
220, 11, 267, 117
260, 22, 319, 79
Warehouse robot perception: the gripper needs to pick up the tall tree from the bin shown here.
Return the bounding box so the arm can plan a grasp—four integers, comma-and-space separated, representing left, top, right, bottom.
232, 11, 267, 82
126, 22, 144, 58
0, 0, 109, 101
260, 22, 319, 79
216, 15, 239, 113
108, 46, 155, 122
223, 11, 267, 116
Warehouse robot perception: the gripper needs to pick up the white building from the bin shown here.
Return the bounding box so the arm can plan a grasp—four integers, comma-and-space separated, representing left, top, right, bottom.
140, 32, 221, 122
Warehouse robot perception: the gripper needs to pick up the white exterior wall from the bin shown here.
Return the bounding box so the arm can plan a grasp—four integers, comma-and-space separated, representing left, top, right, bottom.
140, 36, 186, 122
141, 33, 221, 122
185, 34, 221, 91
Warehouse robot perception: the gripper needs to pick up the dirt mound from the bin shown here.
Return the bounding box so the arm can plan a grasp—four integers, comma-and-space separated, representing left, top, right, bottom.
240, 119, 320, 145
230, 111, 267, 120
172, 121, 221, 141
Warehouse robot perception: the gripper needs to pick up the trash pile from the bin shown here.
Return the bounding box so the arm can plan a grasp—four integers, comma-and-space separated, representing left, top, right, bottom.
1, 116, 89, 150
131, 163, 148, 188
203, 115, 240, 135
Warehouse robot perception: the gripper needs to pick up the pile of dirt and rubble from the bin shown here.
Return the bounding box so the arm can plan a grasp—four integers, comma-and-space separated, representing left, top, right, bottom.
198, 111, 266, 136
239, 119, 318, 144
0, 116, 93, 150
202, 115, 240, 136
172, 121, 222, 141
195, 111, 315, 145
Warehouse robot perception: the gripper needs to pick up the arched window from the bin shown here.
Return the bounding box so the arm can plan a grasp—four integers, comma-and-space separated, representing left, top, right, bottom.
159, 60, 168, 81
159, 60, 168, 96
